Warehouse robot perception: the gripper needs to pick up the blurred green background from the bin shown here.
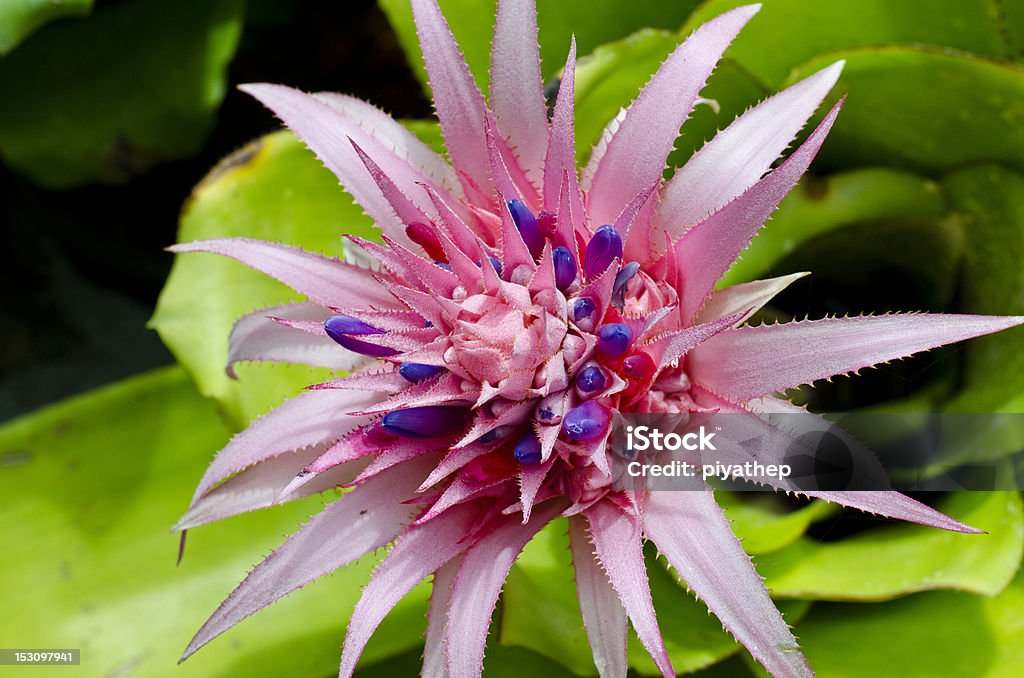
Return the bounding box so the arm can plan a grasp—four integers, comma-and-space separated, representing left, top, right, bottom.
2, 1, 1023, 676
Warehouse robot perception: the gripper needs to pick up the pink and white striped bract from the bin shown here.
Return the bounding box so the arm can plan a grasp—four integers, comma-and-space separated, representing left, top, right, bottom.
171, 2, 1023, 676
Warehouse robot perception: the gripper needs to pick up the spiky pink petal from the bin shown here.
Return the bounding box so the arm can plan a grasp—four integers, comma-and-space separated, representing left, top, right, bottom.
227, 303, 365, 376
644, 313, 742, 371
444, 500, 567, 678
314, 91, 460, 193
657, 62, 844, 237
543, 37, 585, 232
410, 0, 493, 200
240, 84, 446, 247
584, 501, 673, 678
168, 238, 395, 309
691, 388, 983, 533
689, 313, 1024, 402
187, 388, 383, 505
674, 100, 842, 323
338, 502, 481, 678
490, 0, 548, 186
181, 456, 436, 662
350, 139, 433, 232
586, 4, 760, 225
746, 395, 983, 533
568, 515, 628, 678
174, 443, 368, 531
643, 489, 813, 678
697, 273, 809, 325
423, 556, 461, 678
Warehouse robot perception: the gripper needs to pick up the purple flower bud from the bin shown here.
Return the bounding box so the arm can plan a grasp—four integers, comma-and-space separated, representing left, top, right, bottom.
597, 323, 634, 357
478, 425, 518, 443
552, 246, 577, 290
398, 363, 446, 383
324, 315, 398, 357
513, 431, 543, 464
562, 400, 611, 441
434, 261, 453, 271
583, 225, 623, 279
331, 336, 400, 357
382, 406, 469, 438
612, 261, 640, 305
507, 199, 543, 257
570, 297, 597, 331
576, 365, 607, 393
324, 314, 382, 337
488, 255, 503, 277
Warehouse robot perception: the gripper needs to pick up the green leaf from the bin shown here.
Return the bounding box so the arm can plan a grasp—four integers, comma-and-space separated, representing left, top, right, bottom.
501, 519, 810, 676
685, 0, 1017, 88
0, 367, 428, 678
770, 212, 965, 310
500, 520, 594, 675
0, 0, 243, 188
716, 494, 838, 555
721, 168, 947, 287
790, 48, 1024, 177
151, 130, 379, 428
793, 562, 1024, 677
942, 166, 1024, 412
0, 0, 92, 55
378, 0, 702, 94
756, 491, 1024, 601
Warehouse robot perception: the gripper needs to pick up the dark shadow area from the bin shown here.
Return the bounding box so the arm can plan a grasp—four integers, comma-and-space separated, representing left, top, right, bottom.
0, 0, 430, 420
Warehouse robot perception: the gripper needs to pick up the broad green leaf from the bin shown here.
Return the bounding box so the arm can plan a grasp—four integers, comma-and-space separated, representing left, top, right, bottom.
0, 367, 428, 678
756, 491, 1024, 600
722, 168, 947, 286
151, 130, 378, 428
500, 521, 594, 675
685, 0, 1016, 88
790, 48, 1024, 177
0, 0, 92, 55
378, 0, 702, 94
501, 519, 810, 676
771, 213, 965, 310
0, 0, 243, 188
485, 645, 579, 677
942, 166, 1024, 413
716, 493, 838, 555
792, 562, 1024, 677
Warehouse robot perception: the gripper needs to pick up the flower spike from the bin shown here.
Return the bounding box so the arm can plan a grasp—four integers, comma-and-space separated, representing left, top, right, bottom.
171, 3, 1024, 677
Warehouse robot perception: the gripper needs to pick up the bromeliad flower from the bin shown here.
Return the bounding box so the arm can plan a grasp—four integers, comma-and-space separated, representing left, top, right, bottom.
171, 1, 1023, 676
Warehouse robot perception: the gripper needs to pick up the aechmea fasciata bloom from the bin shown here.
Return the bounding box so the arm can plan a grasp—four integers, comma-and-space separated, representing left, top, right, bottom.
169, 1, 1024, 676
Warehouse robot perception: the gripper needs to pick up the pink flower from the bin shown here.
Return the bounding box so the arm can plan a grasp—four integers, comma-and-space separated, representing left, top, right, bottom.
171, 1, 1023, 676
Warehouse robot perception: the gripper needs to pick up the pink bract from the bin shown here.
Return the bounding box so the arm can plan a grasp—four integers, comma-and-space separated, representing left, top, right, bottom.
170, 2, 1023, 676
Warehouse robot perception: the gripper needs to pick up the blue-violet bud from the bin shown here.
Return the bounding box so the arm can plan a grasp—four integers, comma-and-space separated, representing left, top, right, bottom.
583, 225, 623, 279
382, 406, 469, 438
562, 401, 611, 441
596, 323, 634, 358
398, 363, 447, 383
552, 246, 577, 290
507, 199, 544, 258
513, 431, 543, 464
576, 365, 607, 393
